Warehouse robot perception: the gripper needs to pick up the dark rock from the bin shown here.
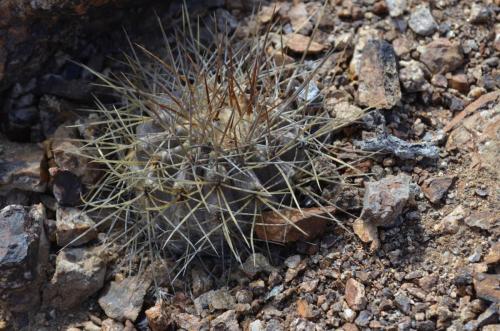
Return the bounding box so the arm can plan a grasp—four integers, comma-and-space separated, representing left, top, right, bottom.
0, 204, 49, 313
469, 3, 493, 24
52, 170, 82, 207
420, 176, 455, 204
358, 39, 401, 109
43, 246, 106, 309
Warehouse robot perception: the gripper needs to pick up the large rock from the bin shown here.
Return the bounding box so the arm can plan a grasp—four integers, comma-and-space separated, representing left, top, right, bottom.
43, 246, 106, 309
56, 206, 97, 247
357, 40, 401, 109
0, 139, 48, 193
419, 39, 464, 74
0, 204, 49, 312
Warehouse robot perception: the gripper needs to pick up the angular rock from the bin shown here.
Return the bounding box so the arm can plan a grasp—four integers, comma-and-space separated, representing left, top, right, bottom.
99, 272, 152, 322
52, 169, 83, 207
385, 0, 407, 17
419, 39, 464, 74
449, 74, 469, 94
433, 205, 466, 234
420, 176, 455, 204
469, 3, 492, 24
191, 266, 213, 297
174, 313, 208, 331
43, 246, 106, 309
145, 303, 172, 331
349, 27, 381, 79
194, 288, 235, 315
357, 40, 401, 109
0, 139, 48, 193
0, 204, 49, 312
56, 206, 97, 247
345, 278, 367, 311
296, 299, 314, 320
399, 60, 431, 93
465, 211, 499, 235
286, 33, 326, 54
211, 310, 239, 331
241, 253, 277, 278
360, 174, 412, 227
484, 243, 500, 265
408, 5, 437, 36
353, 218, 380, 251
255, 206, 334, 243
473, 273, 500, 303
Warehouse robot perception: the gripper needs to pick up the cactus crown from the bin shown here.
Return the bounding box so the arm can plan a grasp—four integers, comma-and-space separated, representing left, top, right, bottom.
78, 12, 363, 276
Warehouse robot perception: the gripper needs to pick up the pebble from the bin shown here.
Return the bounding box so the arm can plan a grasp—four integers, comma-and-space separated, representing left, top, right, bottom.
385, 0, 407, 17
420, 39, 464, 74
399, 60, 431, 92
56, 206, 97, 247
469, 3, 492, 24
345, 278, 367, 311
420, 176, 455, 204
354, 310, 372, 327
395, 294, 412, 314
409, 5, 438, 36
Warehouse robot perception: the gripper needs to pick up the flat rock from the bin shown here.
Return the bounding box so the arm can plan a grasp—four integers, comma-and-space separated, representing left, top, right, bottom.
420, 176, 455, 204
285, 33, 326, 54
99, 272, 153, 322
465, 211, 499, 235
473, 273, 500, 303
241, 253, 277, 278
211, 310, 239, 331
0, 204, 49, 312
0, 139, 48, 193
433, 205, 466, 234
408, 5, 437, 36
345, 278, 367, 311
357, 39, 401, 109
194, 288, 236, 314
419, 39, 464, 74
255, 206, 334, 243
56, 206, 97, 247
360, 174, 412, 227
43, 246, 106, 309
484, 243, 500, 265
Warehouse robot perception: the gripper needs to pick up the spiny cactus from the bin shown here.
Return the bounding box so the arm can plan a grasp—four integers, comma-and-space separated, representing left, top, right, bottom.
78, 12, 364, 274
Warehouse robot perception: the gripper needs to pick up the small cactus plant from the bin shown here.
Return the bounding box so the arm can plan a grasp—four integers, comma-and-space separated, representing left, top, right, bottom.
79, 13, 363, 273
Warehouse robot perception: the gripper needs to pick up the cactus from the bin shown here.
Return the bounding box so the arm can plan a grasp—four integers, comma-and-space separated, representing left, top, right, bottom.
78, 15, 364, 274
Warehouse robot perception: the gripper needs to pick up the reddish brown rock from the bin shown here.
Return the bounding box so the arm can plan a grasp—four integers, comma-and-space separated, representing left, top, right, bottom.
345, 278, 367, 311
286, 33, 326, 54
255, 207, 335, 243
448, 74, 469, 94
296, 299, 315, 319
473, 273, 500, 303
420, 39, 464, 74
420, 176, 455, 204
145, 303, 172, 331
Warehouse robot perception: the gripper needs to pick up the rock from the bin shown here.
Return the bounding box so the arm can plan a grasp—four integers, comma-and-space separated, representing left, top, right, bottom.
342, 322, 359, 331
465, 211, 499, 234
194, 288, 236, 314
399, 60, 431, 93
473, 273, 500, 303
355, 133, 439, 161
464, 304, 499, 330
433, 205, 466, 234
296, 299, 315, 320
420, 39, 464, 74
392, 36, 413, 57
56, 207, 97, 247
288, 2, 311, 34
357, 39, 401, 109
174, 313, 208, 331
101, 319, 126, 331
241, 253, 277, 278
484, 243, 500, 265
145, 303, 171, 331
361, 174, 412, 227
408, 5, 437, 36
327, 101, 365, 126
0, 139, 48, 193
385, 0, 406, 17
353, 218, 380, 251
43, 246, 106, 309
249, 320, 265, 331
354, 310, 372, 327
286, 34, 325, 54
449, 74, 469, 94
469, 3, 492, 24
52, 170, 83, 207
394, 294, 411, 314
211, 310, 239, 331
349, 27, 381, 79
255, 206, 334, 244
191, 266, 213, 297
284, 255, 302, 269
0, 204, 49, 312
99, 272, 153, 322
345, 278, 367, 311
420, 176, 455, 204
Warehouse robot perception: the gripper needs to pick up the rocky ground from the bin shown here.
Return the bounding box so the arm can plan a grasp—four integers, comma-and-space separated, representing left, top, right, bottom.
0, 0, 499, 330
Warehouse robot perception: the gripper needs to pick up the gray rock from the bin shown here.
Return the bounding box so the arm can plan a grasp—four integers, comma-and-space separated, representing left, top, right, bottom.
0, 204, 49, 312
360, 174, 412, 227
409, 5, 438, 36
357, 39, 401, 109
43, 246, 106, 309
241, 253, 277, 278
98, 272, 152, 322
56, 206, 97, 247
0, 139, 48, 193
399, 60, 431, 93
355, 310, 372, 327
385, 0, 407, 17
52, 170, 82, 207
395, 294, 411, 314
194, 288, 236, 315
469, 3, 492, 24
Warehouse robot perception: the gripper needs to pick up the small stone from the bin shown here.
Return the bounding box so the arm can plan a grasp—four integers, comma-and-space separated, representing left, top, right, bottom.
43, 246, 106, 309
385, 0, 406, 17
211, 310, 239, 331
392, 37, 413, 56
241, 253, 276, 278
420, 176, 455, 204
345, 278, 367, 311
145, 303, 171, 331
173, 313, 207, 331
449, 74, 469, 94
52, 170, 82, 207
399, 60, 431, 93
469, 3, 492, 24
354, 310, 372, 327
343, 322, 359, 331
191, 266, 213, 297
249, 320, 265, 331
194, 288, 235, 314
286, 34, 325, 54
0, 139, 48, 193
101, 319, 125, 331
56, 207, 97, 247
484, 243, 500, 265
431, 74, 448, 88
358, 39, 401, 109
416, 320, 436, 331
342, 308, 357, 323
433, 205, 466, 234
296, 299, 315, 320
465, 211, 499, 234
284, 255, 302, 269
0, 204, 49, 312
409, 5, 438, 36
395, 294, 411, 314
235, 289, 253, 304
99, 272, 152, 322
473, 273, 500, 303
420, 39, 464, 74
